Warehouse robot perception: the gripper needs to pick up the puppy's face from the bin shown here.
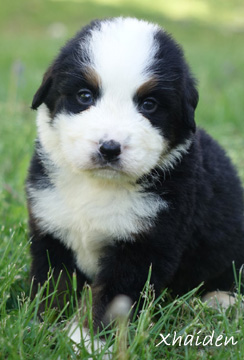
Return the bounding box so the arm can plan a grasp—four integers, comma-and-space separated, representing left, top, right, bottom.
33, 18, 198, 181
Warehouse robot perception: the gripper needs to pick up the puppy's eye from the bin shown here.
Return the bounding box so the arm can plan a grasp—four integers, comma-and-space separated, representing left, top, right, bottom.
141, 98, 158, 114
77, 89, 94, 106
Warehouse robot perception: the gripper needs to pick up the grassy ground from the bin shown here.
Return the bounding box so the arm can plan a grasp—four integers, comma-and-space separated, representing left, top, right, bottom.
0, 0, 244, 359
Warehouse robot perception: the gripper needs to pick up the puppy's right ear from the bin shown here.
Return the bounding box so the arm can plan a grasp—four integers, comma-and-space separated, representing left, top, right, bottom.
31, 66, 53, 110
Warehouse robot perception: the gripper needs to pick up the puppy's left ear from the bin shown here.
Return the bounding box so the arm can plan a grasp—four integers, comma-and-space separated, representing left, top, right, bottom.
31, 66, 53, 110
182, 74, 199, 133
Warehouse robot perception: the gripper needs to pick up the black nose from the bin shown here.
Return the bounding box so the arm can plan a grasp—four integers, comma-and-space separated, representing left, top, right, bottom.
99, 140, 121, 162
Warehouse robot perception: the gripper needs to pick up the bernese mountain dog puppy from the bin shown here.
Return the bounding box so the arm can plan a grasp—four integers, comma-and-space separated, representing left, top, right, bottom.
26, 17, 244, 329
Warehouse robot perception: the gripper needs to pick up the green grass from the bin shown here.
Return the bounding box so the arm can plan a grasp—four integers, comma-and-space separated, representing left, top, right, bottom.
0, 0, 244, 359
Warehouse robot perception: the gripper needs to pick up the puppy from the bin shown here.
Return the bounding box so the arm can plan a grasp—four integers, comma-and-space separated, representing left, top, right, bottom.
26, 17, 244, 329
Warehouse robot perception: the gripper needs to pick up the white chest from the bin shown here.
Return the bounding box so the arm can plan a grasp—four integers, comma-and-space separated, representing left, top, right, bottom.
29, 173, 166, 278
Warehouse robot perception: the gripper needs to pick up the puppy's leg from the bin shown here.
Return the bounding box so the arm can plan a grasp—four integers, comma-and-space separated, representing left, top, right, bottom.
30, 231, 88, 311
89, 237, 182, 330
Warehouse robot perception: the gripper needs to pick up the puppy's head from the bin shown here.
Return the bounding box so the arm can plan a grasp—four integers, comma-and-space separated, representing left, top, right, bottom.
32, 17, 198, 181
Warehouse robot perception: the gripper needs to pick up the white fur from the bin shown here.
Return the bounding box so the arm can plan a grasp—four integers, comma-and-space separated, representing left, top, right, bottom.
161, 139, 192, 171
68, 323, 112, 359
88, 18, 160, 97
28, 169, 167, 278
37, 93, 166, 181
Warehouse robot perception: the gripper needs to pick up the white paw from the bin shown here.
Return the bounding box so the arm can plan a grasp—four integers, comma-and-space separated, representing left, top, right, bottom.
68, 322, 113, 359
202, 291, 236, 309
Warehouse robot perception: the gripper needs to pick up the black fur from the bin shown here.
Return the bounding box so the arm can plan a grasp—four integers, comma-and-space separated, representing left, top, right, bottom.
27, 18, 244, 327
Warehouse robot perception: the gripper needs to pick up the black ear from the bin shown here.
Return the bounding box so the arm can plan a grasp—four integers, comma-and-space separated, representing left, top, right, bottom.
31, 66, 53, 110
183, 73, 199, 133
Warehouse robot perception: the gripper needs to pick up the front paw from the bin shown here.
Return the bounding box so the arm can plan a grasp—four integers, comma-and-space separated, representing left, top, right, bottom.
68, 322, 113, 359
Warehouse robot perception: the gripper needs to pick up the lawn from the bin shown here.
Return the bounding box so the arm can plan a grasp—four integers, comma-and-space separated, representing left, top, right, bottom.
0, 0, 244, 359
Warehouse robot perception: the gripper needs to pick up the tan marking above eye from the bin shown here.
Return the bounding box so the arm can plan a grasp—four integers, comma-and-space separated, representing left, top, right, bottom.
83, 67, 101, 90
136, 77, 158, 98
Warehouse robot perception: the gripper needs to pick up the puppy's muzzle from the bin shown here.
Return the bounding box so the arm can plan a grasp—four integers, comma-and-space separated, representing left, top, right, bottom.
99, 140, 121, 162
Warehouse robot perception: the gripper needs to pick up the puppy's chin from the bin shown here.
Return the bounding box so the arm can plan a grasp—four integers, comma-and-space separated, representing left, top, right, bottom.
86, 167, 133, 182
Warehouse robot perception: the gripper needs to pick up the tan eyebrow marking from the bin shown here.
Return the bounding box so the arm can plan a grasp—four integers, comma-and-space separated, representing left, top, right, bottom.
136, 77, 158, 98
83, 67, 101, 89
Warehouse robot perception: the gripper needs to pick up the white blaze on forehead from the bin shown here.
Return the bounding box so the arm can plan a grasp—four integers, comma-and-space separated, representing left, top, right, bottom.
87, 18, 159, 95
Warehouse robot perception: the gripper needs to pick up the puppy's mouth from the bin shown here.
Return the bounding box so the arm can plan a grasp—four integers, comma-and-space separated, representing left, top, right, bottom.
92, 161, 121, 171
86, 145, 132, 180
87, 163, 127, 181
90, 154, 123, 175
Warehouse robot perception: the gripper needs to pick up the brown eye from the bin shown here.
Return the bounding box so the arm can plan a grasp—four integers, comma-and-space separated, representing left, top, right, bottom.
77, 89, 94, 106
141, 98, 158, 114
